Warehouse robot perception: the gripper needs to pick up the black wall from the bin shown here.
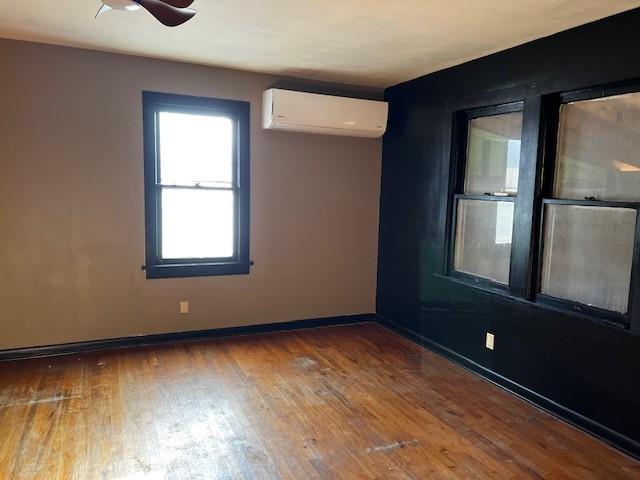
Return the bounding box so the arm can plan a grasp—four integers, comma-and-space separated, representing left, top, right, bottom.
378, 9, 640, 457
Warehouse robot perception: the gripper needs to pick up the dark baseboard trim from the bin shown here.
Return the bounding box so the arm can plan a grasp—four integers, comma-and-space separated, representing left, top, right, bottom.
3, 311, 637, 459
375, 314, 640, 461
0, 314, 374, 362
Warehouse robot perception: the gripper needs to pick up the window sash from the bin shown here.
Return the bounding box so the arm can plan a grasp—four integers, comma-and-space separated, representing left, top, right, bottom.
534, 198, 639, 326
449, 194, 516, 291
154, 107, 239, 263
156, 185, 238, 263
154, 109, 240, 189
450, 194, 514, 290
464, 113, 523, 196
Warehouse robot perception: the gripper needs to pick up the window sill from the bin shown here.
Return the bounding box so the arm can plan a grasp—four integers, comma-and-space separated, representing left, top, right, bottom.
145, 261, 252, 279
446, 271, 509, 295
433, 273, 635, 335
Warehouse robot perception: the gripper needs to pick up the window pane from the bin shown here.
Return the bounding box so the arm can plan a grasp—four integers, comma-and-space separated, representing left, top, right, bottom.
454, 200, 514, 284
161, 188, 234, 259
465, 112, 523, 195
541, 204, 636, 313
159, 112, 233, 187
555, 92, 640, 201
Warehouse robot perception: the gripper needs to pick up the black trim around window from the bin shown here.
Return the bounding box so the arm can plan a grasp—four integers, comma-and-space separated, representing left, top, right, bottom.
534, 81, 640, 330
446, 79, 640, 332
446, 101, 524, 293
142, 91, 251, 279
533, 198, 639, 329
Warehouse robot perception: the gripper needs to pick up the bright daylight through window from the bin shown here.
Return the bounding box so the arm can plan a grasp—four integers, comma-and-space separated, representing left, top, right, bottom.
143, 92, 250, 279
159, 112, 235, 260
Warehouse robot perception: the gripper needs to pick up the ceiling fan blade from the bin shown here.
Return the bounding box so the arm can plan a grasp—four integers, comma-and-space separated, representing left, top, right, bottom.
156, 0, 195, 8
95, 3, 112, 18
135, 0, 196, 27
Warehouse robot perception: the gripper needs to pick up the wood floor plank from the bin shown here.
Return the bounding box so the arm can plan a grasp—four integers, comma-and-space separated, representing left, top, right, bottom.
0, 323, 638, 479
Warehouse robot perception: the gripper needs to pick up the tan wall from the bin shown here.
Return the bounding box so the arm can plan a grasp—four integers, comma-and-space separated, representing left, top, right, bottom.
0, 40, 382, 350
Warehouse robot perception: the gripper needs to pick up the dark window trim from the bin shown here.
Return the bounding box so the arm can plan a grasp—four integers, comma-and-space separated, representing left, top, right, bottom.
510, 96, 547, 299
465, 101, 524, 121
447, 81, 640, 332
541, 198, 640, 209
535, 80, 640, 331
559, 77, 640, 104
536, 294, 629, 328
446, 101, 524, 295
454, 194, 517, 203
142, 91, 251, 279
630, 211, 640, 333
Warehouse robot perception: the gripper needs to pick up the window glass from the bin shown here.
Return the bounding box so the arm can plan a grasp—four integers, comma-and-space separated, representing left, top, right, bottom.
161, 188, 234, 259
454, 199, 514, 284
555, 92, 640, 201
159, 112, 233, 187
465, 112, 523, 195
541, 204, 636, 313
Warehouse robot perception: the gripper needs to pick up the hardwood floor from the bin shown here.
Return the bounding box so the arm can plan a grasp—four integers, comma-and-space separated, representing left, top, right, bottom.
0, 323, 638, 479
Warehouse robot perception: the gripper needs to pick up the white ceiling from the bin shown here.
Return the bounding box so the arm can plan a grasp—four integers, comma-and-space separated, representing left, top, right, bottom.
1, 1, 639, 88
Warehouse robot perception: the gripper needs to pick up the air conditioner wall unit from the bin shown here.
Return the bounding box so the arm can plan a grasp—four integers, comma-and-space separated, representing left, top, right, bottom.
262, 88, 388, 138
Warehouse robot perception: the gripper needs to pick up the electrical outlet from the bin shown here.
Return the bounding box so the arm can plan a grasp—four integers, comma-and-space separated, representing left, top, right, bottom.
485, 332, 495, 350
180, 301, 189, 314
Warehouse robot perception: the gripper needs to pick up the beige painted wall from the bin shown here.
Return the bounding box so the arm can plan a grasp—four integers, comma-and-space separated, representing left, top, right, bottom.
0, 39, 382, 350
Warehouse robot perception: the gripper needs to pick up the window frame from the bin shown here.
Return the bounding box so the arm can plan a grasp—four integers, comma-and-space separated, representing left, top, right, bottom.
142, 91, 251, 279
447, 101, 524, 294
446, 80, 640, 332
534, 83, 640, 329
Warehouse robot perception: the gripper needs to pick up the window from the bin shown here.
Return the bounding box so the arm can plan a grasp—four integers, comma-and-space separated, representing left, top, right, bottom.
540, 204, 636, 314
454, 200, 514, 284
450, 104, 524, 287
537, 89, 640, 324
448, 84, 640, 331
143, 92, 250, 279
554, 92, 640, 201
